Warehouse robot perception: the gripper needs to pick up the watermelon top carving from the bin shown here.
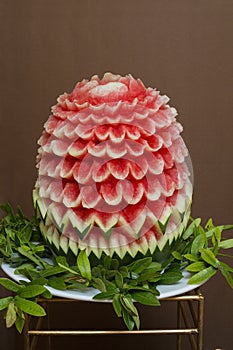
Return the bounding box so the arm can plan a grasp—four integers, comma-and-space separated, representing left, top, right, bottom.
33, 73, 193, 259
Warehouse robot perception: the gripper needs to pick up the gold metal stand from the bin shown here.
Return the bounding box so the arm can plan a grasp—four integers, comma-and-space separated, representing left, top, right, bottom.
23, 289, 204, 350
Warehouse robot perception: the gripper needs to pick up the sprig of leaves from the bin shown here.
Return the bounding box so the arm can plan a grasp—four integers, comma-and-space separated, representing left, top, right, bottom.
0, 277, 48, 332
0, 204, 233, 332
183, 218, 233, 286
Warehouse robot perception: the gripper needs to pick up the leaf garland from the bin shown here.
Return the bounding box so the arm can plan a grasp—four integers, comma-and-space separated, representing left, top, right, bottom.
0, 204, 232, 332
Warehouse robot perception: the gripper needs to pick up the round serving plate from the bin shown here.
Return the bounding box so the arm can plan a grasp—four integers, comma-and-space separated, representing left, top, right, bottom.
1, 262, 203, 302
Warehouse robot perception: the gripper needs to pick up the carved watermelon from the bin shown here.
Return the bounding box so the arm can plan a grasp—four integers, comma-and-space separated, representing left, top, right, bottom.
33, 73, 193, 259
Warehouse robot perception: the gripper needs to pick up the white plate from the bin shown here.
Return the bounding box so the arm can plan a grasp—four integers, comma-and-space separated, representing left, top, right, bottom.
1, 262, 202, 302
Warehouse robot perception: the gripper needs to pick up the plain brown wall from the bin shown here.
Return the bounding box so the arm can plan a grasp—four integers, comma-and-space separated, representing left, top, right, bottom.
0, 0, 232, 349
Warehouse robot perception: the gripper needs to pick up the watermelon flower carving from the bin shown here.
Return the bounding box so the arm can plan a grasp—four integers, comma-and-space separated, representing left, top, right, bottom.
33, 73, 193, 259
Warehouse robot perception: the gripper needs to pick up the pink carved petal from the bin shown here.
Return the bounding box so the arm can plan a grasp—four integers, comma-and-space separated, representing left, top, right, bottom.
159, 147, 174, 169
92, 161, 111, 182
69, 139, 88, 157
100, 181, 123, 206
124, 124, 141, 140
152, 107, 176, 128
95, 125, 110, 141
44, 115, 62, 134
157, 173, 176, 196
142, 135, 163, 152
88, 141, 107, 157
126, 140, 145, 156
109, 124, 126, 142
73, 160, 92, 184
107, 141, 127, 158
38, 176, 52, 198
108, 159, 129, 180
147, 152, 164, 175
39, 155, 61, 177
63, 182, 81, 207
60, 157, 76, 179
121, 180, 145, 205
49, 140, 70, 157
49, 181, 64, 202
169, 137, 188, 163
129, 161, 146, 179
80, 185, 102, 208
146, 176, 162, 201
74, 124, 94, 139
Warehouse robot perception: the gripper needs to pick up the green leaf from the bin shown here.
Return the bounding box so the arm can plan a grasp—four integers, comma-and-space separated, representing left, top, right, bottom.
18, 285, 46, 298
172, 251, 183, 260
184, 253, 199, 262
17, 247, 44, 268
6, 301, 17, 328
183, 218, 201, 240
103, 256, 112, 269
147, 262, 162, 271
15, 314, 25, 333
0, 203, 15, 220
137, 269, 161, 283
214, 227, 222, 243
48, 277, 67, 290
112, 294, 122, 317
200, 249, 220, 268
131, 291, 160, 306
41, 289, 52, 299
191, 234, 206, 256
56, 256, 79, 275
219, 261, 233, 273
115, 272, 124, 289
103, 279, 117, 291
120, 295, 138, 317
159, 270, 183, 285
14, 296, 46, 317
205, 218, 214, 230
219, 239, 233, 249
92, 278, 106, 292
28, 277, 48, 286
55, 256, 68, 267
5, 228, 16, 241
14, 263, 37, 275
128, 257, 152, 274
119, 266, 129, 277
91, 266, 103, 278
0, 278, 21, 293
132, 314, 140, 330
186, 261, 206, 272
77, 251, 92, 281
122, 308, 134, 331
66, 282, 87, 291
220, 263, 233, 288
110, 259, 120, 270
0, 296, 13, 311
40, 265, 65, 278
188, 266, 217, 285
223, 224, 233, 231
93, 290, 117, 300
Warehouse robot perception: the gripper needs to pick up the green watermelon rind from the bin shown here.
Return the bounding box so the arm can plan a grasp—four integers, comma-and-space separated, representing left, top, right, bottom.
34, 186, 191, 260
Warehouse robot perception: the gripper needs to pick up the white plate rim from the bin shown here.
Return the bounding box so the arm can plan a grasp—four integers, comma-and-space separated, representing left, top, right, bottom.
1, 262, 203, 303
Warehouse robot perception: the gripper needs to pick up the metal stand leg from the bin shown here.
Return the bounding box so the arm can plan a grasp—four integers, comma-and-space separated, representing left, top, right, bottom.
23, 289, 204, 350
177, 301, 182, 350
197, 292, 204, 350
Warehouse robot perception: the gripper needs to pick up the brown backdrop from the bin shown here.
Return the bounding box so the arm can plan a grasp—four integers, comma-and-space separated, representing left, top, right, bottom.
0, 1, 233, 349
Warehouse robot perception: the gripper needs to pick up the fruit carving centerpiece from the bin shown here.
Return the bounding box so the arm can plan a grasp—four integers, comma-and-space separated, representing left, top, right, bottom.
33, 73, 193, 261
